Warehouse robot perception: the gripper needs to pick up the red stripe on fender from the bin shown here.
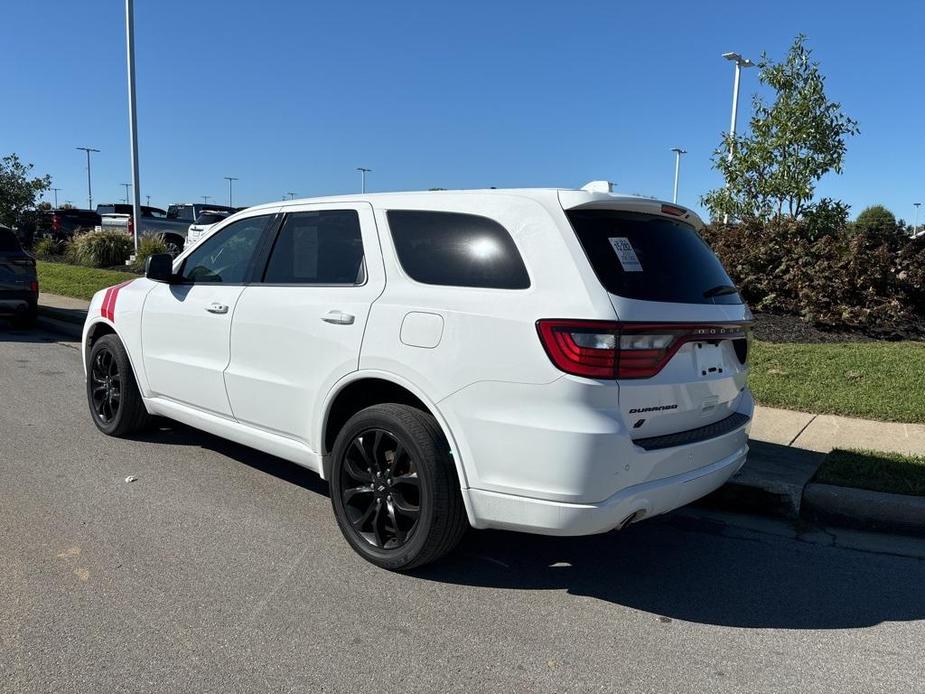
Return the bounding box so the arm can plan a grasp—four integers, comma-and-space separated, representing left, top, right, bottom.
101, 280, 134, 322
100, 287, 115, 321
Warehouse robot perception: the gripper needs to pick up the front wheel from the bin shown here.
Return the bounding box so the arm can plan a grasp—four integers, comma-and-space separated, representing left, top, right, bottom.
329, 404, 467, 571
86, 334, 152, 436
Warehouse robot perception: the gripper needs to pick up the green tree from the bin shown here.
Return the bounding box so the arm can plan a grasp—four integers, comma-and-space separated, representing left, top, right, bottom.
0, 154, 50, 227
702, 35, 859, 224
854, 205, 896, 234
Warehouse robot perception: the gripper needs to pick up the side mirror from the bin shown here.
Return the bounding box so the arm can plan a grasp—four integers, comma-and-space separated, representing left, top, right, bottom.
145, 253, 175, 283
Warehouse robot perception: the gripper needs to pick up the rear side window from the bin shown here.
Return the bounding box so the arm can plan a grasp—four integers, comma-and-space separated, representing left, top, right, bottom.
263, 210, 365, 284
566, 210, 742, 305
387, 210, 529, 289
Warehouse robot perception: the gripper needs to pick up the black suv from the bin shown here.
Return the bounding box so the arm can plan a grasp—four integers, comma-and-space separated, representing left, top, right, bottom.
0, 226, 38, 328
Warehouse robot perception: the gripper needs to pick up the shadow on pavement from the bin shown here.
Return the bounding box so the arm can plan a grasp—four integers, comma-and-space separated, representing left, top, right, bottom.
129, 419, 925, 631
0, 319, 62, 343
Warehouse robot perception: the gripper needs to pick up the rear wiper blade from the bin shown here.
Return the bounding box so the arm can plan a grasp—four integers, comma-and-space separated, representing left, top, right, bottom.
703, 284, 739, 298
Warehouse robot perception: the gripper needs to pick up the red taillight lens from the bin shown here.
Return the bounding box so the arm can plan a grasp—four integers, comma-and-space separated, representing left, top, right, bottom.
30, 280, 39, 293
536, 320, 749, 380
51, 214, 61, 231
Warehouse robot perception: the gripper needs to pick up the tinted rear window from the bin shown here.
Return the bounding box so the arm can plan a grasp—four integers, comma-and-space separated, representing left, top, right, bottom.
387, 210, 529, 289
0, 229, 21, 251
195, 212, 229, 225
567, 210, 741, 305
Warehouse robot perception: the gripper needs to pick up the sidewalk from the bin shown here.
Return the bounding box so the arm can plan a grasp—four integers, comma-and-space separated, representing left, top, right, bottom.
751, 405, 925, 456
36, 292, 89, 339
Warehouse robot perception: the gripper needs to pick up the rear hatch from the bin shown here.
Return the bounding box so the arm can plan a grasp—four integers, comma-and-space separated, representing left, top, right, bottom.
563, 204, 751, 440
0, 230, 37, 297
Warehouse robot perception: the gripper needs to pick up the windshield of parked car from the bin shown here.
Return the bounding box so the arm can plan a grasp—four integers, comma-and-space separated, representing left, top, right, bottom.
567, 209, 742, 305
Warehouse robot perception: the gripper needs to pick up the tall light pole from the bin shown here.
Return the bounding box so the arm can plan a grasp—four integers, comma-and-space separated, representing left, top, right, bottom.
202, 195, 212, 204
721, 51, 755, 223
224, 176, 238, 206
76, 147, 100, 210
122, 183, 132, 204
146, 194, 151, 206
124, 0, 142, 253
286, 192, 295, 200
670, 147, 687, 204
357, 167, 371, 194
914, 202, 921, 236
51, 187, 61, 207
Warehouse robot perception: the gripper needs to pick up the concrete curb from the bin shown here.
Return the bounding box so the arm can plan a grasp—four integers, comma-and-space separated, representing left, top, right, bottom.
801, 483, 925, 537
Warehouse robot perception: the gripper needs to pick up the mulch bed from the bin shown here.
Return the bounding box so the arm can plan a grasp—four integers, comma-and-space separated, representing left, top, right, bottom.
751, 312, 876, 344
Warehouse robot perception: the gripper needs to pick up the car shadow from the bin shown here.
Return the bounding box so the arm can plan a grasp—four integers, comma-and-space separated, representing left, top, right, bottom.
0, 320, 63, 343
129, 419, 925, 631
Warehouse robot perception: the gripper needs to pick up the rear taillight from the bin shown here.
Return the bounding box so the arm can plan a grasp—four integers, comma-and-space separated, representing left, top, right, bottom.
536, 320, 750, 380
30, 280, 39, 293
51, 214, 61, 231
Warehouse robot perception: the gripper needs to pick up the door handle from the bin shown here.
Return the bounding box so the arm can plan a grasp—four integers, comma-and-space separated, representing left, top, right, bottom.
322, 310, 355, 325
206, 302, 229, 314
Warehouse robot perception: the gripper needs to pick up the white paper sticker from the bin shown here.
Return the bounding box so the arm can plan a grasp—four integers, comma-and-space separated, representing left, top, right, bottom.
608, 237, 643, 272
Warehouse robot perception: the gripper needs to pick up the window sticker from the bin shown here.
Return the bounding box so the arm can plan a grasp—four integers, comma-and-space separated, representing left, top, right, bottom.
608, 237, 643, 272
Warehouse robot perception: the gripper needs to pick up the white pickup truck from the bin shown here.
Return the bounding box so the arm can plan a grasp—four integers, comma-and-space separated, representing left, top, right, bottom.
99, 203, 237, 254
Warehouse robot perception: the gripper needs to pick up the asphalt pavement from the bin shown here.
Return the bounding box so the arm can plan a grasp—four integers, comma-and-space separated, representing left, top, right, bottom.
2, 323, 924, 693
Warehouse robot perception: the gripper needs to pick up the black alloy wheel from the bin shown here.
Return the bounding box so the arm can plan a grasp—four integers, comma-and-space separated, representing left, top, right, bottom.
90, 346, 122, 424
330, 404, 468, 571
86, 334, 152, 437
339, 428, 421, 550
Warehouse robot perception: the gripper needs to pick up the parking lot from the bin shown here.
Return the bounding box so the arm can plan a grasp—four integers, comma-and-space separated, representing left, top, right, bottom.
2, 325, 924, 693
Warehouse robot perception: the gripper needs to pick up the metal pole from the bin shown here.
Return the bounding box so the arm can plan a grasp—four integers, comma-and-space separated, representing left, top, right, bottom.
146, 195, 151, 206
51, 188, 61, 207
125, 0, 142, 253
76, 147, 100, 210
225, 177, 238, 206
728, 63, 741, 163
914, 203, 921, 236
202, 195, 211, 204
357, 167, 371, 193
122, 183, 132, 204
671, 148, 686, 204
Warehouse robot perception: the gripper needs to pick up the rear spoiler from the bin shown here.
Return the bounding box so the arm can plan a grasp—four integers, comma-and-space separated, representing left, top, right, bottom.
558, 190, 705, 230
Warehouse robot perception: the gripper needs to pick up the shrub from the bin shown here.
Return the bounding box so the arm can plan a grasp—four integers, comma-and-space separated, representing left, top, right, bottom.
702, 218, 925, 339
66, 229, 133, 268
129, 233, 169, 272
32, 235, 58, 259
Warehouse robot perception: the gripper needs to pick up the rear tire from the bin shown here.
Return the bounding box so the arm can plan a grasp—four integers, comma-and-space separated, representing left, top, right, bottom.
330, 404, 467, 571
87, 334, 152, 437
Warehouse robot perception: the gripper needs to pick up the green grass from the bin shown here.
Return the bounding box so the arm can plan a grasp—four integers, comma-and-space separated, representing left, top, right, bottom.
37, 261, 138, 301
750, 340, 925, 423
815, 448, 925, 496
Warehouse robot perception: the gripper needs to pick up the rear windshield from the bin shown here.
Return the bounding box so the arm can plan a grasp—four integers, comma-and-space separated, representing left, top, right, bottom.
566, 209, 741, 305
0, 229, 21, 251
195, 212, 228, 225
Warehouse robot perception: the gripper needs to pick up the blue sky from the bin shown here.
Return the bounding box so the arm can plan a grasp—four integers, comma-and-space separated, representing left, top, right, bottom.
2, 1, 923, 221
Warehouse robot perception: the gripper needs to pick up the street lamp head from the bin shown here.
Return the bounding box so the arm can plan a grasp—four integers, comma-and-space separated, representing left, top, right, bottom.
722, 52, 754, 68
671, 147, 688, 155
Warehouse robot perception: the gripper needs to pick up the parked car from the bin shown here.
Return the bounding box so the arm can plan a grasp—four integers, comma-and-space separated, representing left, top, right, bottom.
80, 186, 753, 570
0, 226, 38, 328
184, 209, 234, 249
40, 208, 101, 241
166, 203, 237, 225
98, 204, 187, 253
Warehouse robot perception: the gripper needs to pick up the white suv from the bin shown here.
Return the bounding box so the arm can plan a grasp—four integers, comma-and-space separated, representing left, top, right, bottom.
81, 186, 753, 570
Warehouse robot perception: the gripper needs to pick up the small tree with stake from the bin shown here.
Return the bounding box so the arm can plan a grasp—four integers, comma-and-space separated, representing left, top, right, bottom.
702, 35, 859, 224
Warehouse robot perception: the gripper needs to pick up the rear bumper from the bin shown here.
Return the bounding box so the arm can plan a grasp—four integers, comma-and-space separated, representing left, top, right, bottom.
0, 294, 36, 316
468, 443, 747, 535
